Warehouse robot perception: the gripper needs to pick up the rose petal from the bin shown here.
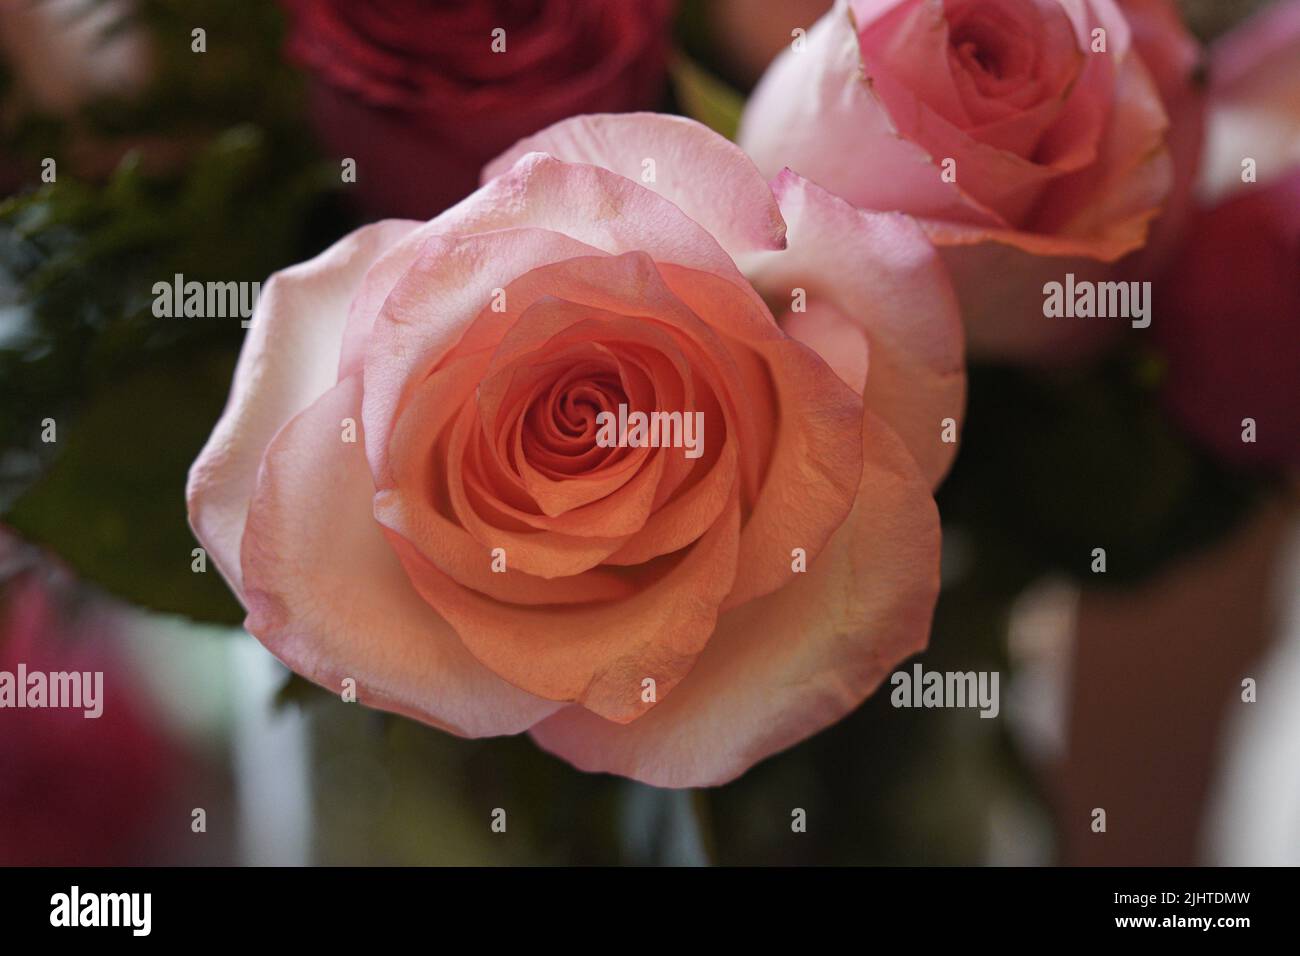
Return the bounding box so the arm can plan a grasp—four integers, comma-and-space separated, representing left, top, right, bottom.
1117, 0, 1206, 273
739, 0, 1007, 230
362, 225, 602, 489
859, 0, 1086, 222
239, 375, 561, 737
780, 300, 871, 395
481, 112, 788, 260
186, 218, 419, 596
922, 49, 1173, 267
530, 409, 940, 788
743, 171, 965, 486
1028, 53, 1173, 249
396, 490, 743, 725
362, 153, 775, 488
375, 351, 642, 604
375, 252, 748, 580
342, 149, 764, 380
655, 262, 865, 608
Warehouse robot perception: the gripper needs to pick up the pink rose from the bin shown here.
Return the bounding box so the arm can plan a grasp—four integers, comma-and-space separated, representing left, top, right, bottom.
738, 0, 1204, 361
188, 113, 963, 787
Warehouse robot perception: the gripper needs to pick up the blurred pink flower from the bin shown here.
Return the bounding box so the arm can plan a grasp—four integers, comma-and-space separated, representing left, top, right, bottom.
0, 552, 172, 865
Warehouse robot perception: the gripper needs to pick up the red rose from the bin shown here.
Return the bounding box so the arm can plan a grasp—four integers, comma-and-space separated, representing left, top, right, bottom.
1153, 3, 1300, 472
282, 0, 675, 218
1154, 168, 1300, 471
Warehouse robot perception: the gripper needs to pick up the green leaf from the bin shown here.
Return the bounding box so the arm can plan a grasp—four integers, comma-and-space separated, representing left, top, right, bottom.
669, 52, 746, 142
6, 353, 245, 625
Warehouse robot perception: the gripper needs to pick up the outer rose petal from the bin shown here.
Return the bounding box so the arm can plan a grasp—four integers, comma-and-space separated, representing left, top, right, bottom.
239, 375, 561, 737
186, 218, 420, 595
1116, 0, 1206, 272
530, 410, 940, 788
481, 113, 788, 260
1119, 0, 1202, 116
339, 149, 754, 380
741, 171, 965, 486
394, 493, 742, 725
781, 299, 870, 395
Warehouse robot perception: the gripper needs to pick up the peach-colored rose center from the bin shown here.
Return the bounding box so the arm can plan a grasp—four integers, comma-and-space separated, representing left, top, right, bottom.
521, 365, 632, 477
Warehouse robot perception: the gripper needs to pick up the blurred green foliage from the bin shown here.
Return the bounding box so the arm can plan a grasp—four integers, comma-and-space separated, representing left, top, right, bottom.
1, 1, 340, 621
669, 53, 745, 142
939, 359, 1266, 591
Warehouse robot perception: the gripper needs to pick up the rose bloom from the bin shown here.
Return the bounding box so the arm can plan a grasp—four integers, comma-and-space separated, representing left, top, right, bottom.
188, 113, 964, 787
281, 0, 674, 218
1155, 169, 1300, 471
1154, 2, 1300, 472
738, 0, 1204, 361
